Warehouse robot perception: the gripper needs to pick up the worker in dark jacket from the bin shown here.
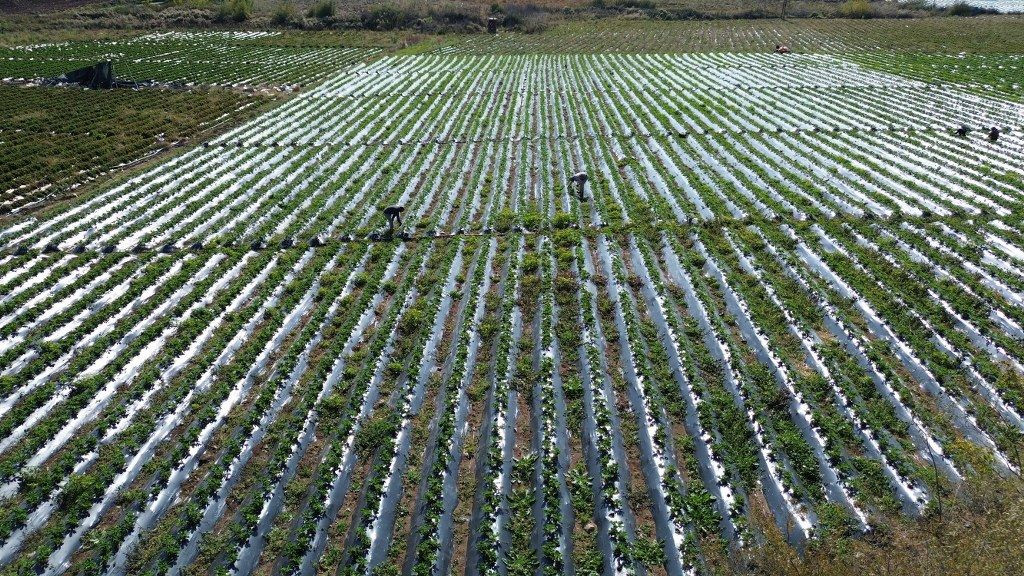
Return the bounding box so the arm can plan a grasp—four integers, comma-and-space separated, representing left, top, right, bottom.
989, 127, 1000, 142
568, 172, 589, 201
383, 206, 405, 233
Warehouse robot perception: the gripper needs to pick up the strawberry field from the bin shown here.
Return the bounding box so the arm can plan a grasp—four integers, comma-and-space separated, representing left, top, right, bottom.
0, 32, 381, 214
0, 84, 268, 214
1, 31, 379, 89
0, 25, 1023, 576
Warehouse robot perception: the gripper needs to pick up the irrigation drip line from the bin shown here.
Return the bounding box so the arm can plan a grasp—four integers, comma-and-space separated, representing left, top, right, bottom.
1, 77, 304, 93
0, 209, 1001, 258
309, 82, 1002, 96
201, 122, 1022, 150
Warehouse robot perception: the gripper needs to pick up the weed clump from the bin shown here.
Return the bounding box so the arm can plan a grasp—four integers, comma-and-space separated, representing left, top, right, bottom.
710, 444, 1024, 576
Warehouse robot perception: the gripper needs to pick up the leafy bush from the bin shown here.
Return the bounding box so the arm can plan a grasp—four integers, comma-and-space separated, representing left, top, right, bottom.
493, 209, 518, 233
502, 3, 550, 34
59, 473, 103, 513
522, 254, 541, 273
618, 0, 656, 9
307, 0, 335, 19
272, 0, 298, 24
630, 535, 665, 567
946, 1, 997, 15
216, 0, 253, 22
948, 1, 974, 15
361, 2, 420, 30
520, 208, 542, 230
838, 0, 876, 18
552, 211, 574, 230
356, 403, 399, 457
519, 12, 549, 33
358, 0, 480, 32
429, 1, 480, 26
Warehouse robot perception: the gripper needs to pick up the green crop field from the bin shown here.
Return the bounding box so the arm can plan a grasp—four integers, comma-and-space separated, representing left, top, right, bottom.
433, 16, 1024, 53
0, 11, 1022, 576
0, 84, 270, 213
0, 31, 379, 88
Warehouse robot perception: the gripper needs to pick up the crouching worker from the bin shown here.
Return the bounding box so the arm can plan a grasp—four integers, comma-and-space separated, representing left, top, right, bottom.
568, 172, 589, 202
383, 205, 405, 234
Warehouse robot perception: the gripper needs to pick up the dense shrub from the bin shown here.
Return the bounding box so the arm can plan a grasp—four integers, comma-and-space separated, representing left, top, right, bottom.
355, 406, 399, 457
502, 3, 551, 33
838, 0, 876, 18
947, 1, 998, 15
306, 0, 335, 19
216, 0, 253, 22
618, 0, 657, 9
429, 1, 480, 26
272, 0, 298, 24
492, 209, 518, 233
360, 2, 419, 30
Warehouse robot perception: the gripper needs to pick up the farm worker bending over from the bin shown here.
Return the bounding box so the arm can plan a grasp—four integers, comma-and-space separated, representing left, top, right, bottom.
568, 172, 589, 201
775, 44, 791, 54
383, 205, 405, 233
989, 127, 1000, 142
955, 125, 969, 138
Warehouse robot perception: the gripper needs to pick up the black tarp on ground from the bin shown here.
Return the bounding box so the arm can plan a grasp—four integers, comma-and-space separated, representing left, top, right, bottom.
43, 60, 161, 89
42, 60, 170, 89
50, 60, 114, 88
63, 61, 113, 88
